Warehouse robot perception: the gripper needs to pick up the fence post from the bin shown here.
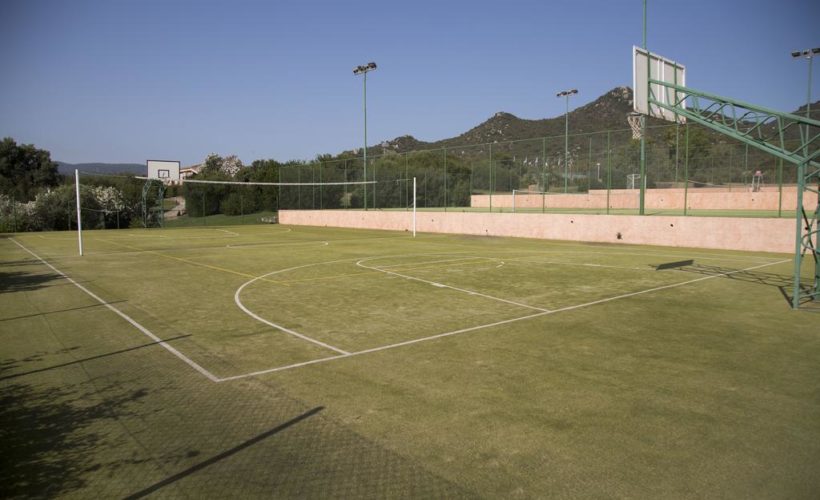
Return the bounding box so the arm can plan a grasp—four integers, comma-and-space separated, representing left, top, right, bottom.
675, 123, 680, 184
777, 158, 783, 217
588, 136, 592, 192
607, 130, 611, 215
542, 136, 547, 192
443, 147, 447, 212
684, 123, 690, 216
489, 144, 493, 212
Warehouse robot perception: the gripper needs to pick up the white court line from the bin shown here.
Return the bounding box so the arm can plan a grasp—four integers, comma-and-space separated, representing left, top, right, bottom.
234, 259, 353, 355
379, 256, 489, 270
507, 256, 654, 272
10, 238, 220, 382
227, 240, 328, 249
215, 229, 240, 236
421, 239, 782, 264
219, 257, 790, 381
357, 256, 550, 313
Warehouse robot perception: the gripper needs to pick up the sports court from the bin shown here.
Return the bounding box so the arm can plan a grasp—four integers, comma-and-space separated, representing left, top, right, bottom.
1, 3, 818, 496
2, 224, 818, 497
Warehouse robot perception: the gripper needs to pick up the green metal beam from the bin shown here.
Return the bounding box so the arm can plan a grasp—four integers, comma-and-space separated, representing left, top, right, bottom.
646, 79, 819, 309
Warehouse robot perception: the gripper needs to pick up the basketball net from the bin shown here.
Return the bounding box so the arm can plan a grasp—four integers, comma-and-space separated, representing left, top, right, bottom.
627, 112, 643, 140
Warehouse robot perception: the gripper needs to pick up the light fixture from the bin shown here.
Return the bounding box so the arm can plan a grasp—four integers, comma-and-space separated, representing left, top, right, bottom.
354, 61, 378, 209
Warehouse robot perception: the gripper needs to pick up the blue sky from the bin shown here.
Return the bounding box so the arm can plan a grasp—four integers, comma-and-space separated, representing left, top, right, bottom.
1, 0, 817, 166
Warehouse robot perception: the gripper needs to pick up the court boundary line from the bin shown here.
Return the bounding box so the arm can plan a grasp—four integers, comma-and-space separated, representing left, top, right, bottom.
223, 253, 790, 381
10, 238, 221, 382
9, 236, 791, 383
356, 256, 550, 313
233, 258, 357, 355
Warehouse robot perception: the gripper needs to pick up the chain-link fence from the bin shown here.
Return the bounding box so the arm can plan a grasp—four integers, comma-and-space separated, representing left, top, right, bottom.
270, 121, 802, 217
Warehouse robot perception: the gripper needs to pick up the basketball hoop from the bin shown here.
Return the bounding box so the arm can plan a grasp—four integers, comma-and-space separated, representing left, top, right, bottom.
627, 112, 643, 140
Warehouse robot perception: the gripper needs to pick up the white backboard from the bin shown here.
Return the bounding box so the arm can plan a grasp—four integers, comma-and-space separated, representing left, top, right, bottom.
633, 46, 686, 123
147, 160, 180, 182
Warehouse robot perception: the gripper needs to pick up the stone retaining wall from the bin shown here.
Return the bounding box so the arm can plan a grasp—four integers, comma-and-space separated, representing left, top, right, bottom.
471, 186, 816, 211
279, 210, 795, 254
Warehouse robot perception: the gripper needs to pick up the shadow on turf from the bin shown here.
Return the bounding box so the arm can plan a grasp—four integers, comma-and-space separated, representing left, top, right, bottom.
0, 259, 41, 268
123, 406, 325, 500
663, 262, 811, 307
0, 379, 150, 498
0, 270, 63, 293
0, 335, 192, 382
0, 300, 127, 323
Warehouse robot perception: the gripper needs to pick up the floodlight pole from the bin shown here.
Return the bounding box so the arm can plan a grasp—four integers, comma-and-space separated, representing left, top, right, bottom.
353, 62, 377, 210
557, 89, 578, 193
791, 48, 819, 309
791, 48, 819, 119
639, 0, 648, 215
808, 54, 814, 119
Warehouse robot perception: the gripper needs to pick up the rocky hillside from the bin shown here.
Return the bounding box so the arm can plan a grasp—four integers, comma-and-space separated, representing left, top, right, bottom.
376, 86, 643, 154
373, 86, 819, 155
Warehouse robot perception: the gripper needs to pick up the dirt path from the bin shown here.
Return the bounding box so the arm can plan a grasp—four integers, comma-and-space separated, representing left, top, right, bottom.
164, 196, 186, 219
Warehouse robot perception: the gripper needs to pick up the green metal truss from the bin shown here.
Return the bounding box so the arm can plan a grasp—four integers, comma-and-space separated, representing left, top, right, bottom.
647, 80, 819, 309
141, 179, 166, 228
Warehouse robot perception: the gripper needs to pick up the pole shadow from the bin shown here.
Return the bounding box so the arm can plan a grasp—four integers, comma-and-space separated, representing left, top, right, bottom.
123, 406, 324, 500
655, 260, 810, 308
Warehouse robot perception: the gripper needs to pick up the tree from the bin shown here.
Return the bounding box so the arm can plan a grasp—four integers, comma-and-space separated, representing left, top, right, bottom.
0, 137, 60, 202
201, 153, 243, 177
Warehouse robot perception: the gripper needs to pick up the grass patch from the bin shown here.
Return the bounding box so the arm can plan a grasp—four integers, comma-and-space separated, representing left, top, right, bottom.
1, 225, 818, 497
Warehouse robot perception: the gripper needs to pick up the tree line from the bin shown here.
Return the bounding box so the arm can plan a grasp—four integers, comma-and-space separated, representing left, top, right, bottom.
2, 120, 794, 232
0, 137, 156, 232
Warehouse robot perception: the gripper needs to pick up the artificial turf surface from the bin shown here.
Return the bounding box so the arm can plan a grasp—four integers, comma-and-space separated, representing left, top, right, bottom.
1, 225, 818, 498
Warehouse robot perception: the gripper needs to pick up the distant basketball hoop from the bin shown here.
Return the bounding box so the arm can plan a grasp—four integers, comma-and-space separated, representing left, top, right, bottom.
146, 160, 181, 184
627, 112, 643, 140
627, 173, 641, 190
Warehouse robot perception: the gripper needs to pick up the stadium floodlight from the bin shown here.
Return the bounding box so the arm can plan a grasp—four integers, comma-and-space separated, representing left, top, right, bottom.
556, 89, 578, 193
791, 48, 819, 119
353, 61, 378, 209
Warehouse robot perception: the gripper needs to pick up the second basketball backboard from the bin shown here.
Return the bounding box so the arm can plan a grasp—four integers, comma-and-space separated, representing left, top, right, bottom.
147, 160, 181, 183
633, 46, 686, 123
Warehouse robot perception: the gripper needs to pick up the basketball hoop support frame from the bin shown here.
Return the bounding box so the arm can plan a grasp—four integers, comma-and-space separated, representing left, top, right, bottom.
645, 79, 819, 309
141, 179, 166, 228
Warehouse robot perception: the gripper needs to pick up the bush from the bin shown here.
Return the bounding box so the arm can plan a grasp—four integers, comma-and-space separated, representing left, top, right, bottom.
0, 184, 132, 232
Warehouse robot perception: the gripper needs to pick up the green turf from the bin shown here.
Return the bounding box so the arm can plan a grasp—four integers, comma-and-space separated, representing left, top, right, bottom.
1, 225, 818, 498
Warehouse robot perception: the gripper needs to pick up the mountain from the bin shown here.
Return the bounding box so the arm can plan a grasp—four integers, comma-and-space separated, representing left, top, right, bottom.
56, 162, 145, 176
373, 86, 819, 155
376, 86, 642, 154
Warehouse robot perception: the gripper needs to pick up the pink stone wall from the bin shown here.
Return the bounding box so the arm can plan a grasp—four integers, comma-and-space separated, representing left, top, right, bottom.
471, 186, 817, 211
279, 210, 796, 254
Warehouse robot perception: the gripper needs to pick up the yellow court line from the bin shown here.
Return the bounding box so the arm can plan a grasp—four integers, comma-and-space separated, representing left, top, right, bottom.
100, 238, 291, 287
